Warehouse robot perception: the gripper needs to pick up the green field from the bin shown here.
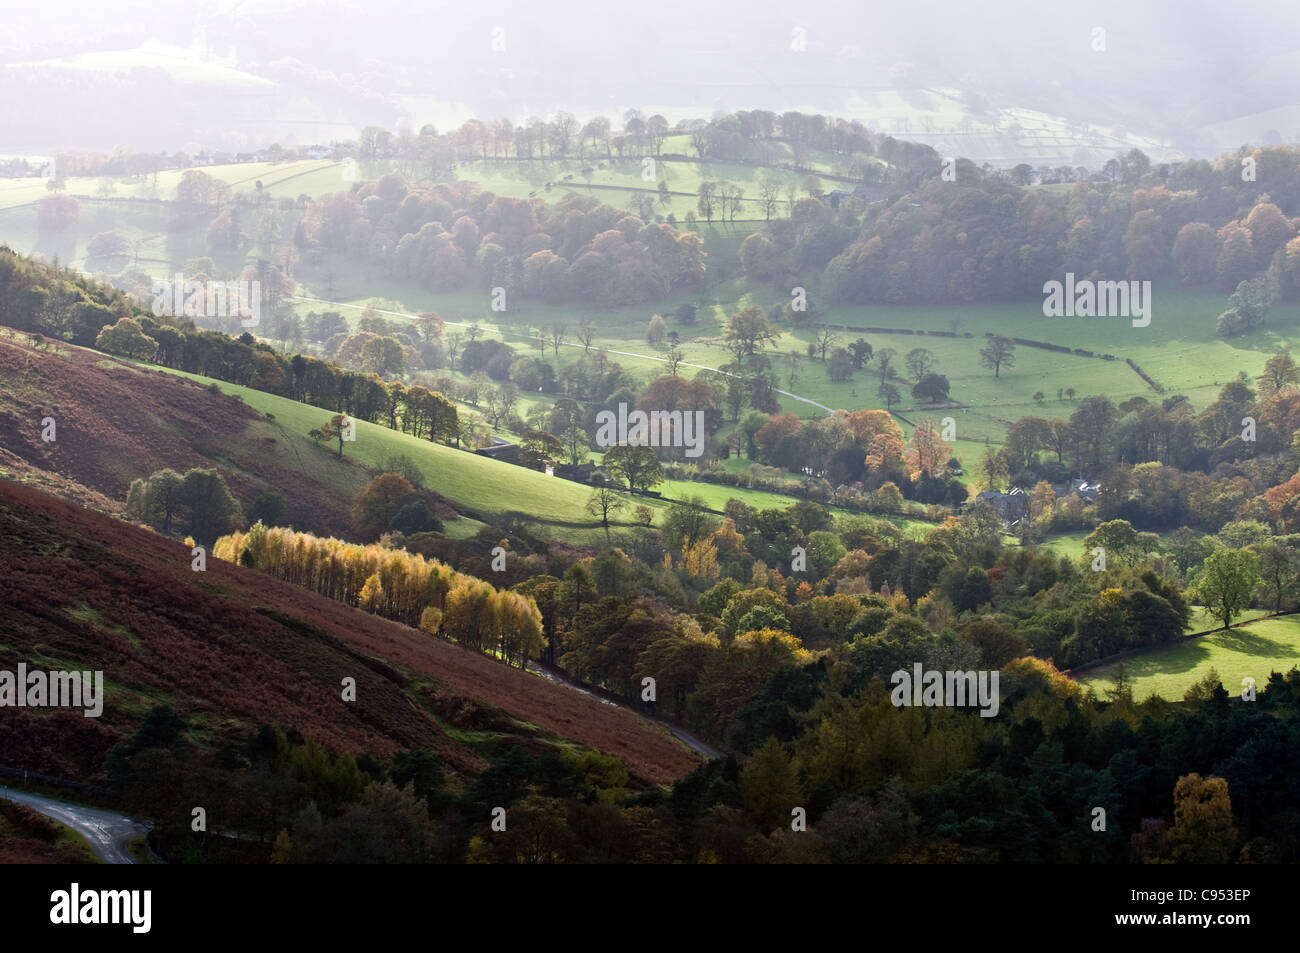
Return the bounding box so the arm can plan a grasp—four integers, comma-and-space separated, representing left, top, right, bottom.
146, 365, 623, 542
441, 153, 835, 212
1034, 530, 1089, 558
285, 276, 1285, 468
1185, 606, 1270, 633
139, 356, 952, 549
1076, 614, 1300, 701
8, 149, 1294, 480
142, 362, 886, 544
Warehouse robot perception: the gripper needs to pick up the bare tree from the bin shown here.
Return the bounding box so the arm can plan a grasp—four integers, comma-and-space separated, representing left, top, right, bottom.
875, 347, 896, 384
758, 175, 780, 221
815, 327, 841, 361
586, 486, 626, 539
549, 323, 568, 358
784, 350, 802, 389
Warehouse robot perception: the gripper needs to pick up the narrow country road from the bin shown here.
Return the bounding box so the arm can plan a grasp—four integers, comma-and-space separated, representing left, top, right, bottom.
526, 662, 722, 760
289, 295, 837, 416
2, 789, 151, 864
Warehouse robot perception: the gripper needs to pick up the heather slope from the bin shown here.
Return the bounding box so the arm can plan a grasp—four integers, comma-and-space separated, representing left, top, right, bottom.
0, 479, 701, 786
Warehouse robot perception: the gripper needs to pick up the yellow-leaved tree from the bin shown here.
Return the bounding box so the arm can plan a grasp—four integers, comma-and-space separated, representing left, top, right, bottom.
1169, 774, 1239, 864
358, 572, 384, 613
212, 525, 540, 667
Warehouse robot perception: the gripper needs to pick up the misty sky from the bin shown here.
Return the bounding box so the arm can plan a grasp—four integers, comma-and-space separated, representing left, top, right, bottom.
2, 0, 1298, 158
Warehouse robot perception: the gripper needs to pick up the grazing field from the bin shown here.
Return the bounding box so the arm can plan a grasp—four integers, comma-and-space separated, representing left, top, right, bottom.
150, 363, 885, 538
1075, 615, 1300, 702
285, 275, 1280, 446
444, 155, 831, 210
5, 155, 1289, 500
148, 365, 629, 542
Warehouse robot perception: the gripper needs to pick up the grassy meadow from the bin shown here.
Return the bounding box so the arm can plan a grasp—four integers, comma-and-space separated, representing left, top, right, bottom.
1076, 614, 1300, 702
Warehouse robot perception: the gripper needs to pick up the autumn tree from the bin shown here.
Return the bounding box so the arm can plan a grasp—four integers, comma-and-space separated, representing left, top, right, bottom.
680, 536, 721, 582
905, 419, 952, 480
414, 311, 444, 343
1243, 201, 1293, 262
1171, 222, 1218, 285
1216, 222, 1257, 291
1259, 351, 1300, 396
320, 413, 352, 457
646, 313, 667, 346
1026, 481, 1057, 540
351, 473, 418, 540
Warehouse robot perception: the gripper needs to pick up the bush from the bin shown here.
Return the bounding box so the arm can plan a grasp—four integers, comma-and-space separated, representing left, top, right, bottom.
249, 491, 287, 527
389, 500, 443, 535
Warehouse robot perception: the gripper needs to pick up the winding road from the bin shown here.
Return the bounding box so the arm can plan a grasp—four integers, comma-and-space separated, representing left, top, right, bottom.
2, 788, 151, 864
526, 662, 722, 760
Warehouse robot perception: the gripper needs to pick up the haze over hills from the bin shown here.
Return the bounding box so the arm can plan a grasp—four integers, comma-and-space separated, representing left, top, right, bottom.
5, 0, 1300, 161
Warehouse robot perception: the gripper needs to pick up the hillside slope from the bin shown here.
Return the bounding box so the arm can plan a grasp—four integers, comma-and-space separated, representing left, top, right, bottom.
0, 330, 626, 542
0, 479, 700, 786
0, 329, 365, 538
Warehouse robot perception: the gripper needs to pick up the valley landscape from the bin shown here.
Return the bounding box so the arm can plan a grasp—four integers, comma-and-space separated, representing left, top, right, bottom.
0, 3, 1297, 917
